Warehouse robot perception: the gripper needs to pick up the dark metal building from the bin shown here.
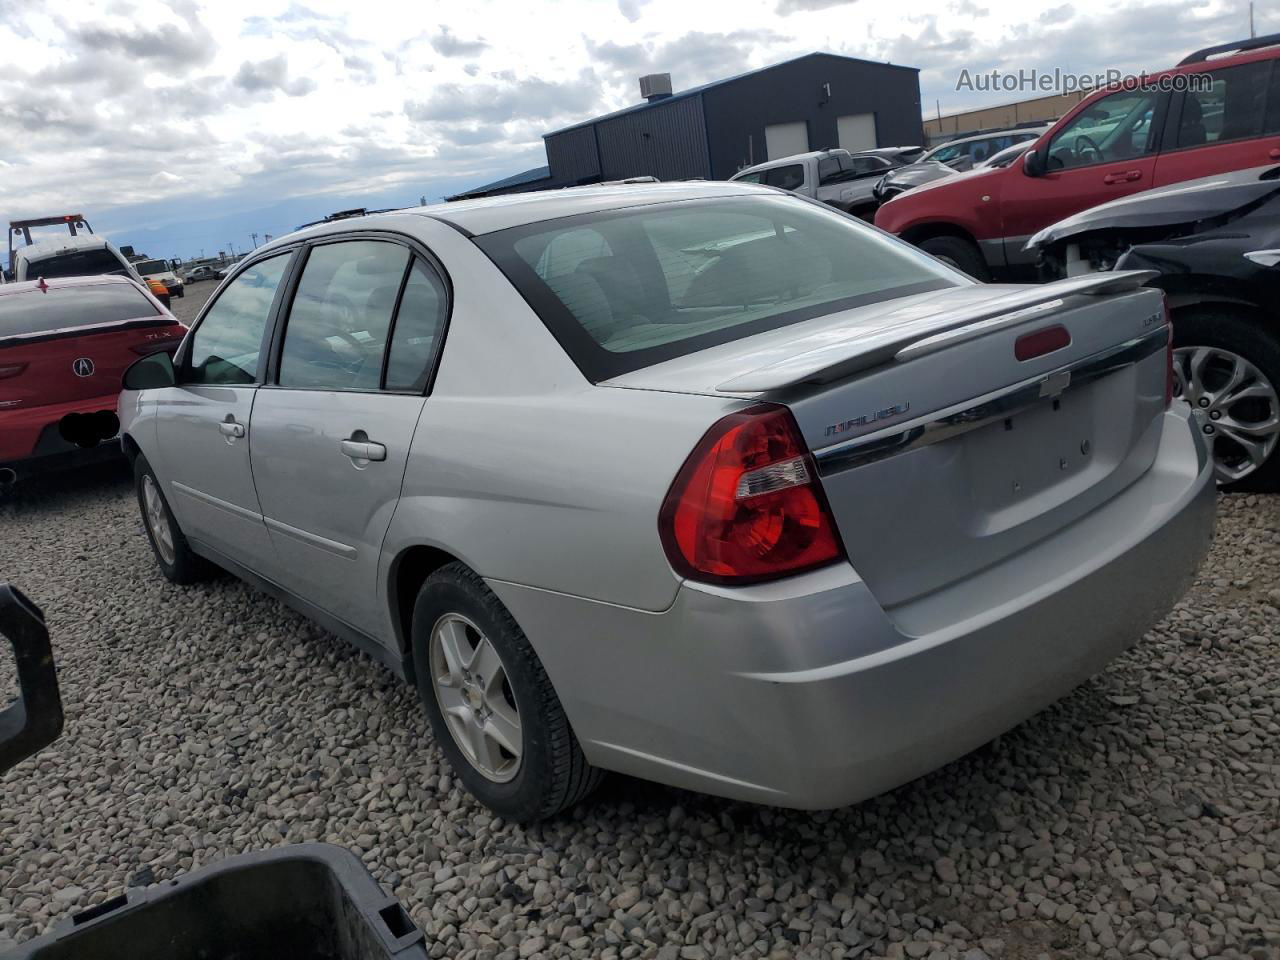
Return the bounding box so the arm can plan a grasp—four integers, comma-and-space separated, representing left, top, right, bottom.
449, 52, 921, 200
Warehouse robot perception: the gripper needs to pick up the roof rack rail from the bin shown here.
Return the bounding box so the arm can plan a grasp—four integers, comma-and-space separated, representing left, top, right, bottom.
1179, 32, 1280, 65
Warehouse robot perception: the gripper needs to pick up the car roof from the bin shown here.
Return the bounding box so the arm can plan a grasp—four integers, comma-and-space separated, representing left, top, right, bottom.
257, 180, 783, 246
0, 274, 137, 298
15, 233, 115, 262
932, 126, 1050, 148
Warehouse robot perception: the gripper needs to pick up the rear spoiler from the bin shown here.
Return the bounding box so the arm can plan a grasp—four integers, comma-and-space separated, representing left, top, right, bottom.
715, 271, 1159, 393
0, 315, 179, 349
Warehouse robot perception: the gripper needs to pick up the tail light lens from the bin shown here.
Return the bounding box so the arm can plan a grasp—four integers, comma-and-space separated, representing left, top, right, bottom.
0, 362, 28, 381
659, 404, 845, 585
1164, 300, 1174, 409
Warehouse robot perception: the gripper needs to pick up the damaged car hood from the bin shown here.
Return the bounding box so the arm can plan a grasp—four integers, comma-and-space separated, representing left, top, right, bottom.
1027, 164, 1280, 249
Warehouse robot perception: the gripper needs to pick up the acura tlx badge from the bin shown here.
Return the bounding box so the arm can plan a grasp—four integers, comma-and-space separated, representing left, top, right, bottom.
72, 358, 95, 378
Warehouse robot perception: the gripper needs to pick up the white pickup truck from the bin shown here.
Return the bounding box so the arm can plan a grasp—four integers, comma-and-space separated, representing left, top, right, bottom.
729, 148, 917, 218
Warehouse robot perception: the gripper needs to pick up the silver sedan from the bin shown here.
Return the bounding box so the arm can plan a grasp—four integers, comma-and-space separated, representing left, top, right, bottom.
119, 181, 1215, 820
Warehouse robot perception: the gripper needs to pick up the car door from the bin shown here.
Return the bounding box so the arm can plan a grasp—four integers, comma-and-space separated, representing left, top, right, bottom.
153, 251, 294, 571
999, 87, 1166, 264
1152, 59, 1279, 186
248, 237, 449, 638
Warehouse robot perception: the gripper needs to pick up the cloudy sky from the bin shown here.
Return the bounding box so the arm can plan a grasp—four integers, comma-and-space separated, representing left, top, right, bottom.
0, 0, 1261, 259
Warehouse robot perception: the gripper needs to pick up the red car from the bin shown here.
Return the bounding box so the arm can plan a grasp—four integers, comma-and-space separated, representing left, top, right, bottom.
0, 276, 186, 489
875, 32, 1280, 279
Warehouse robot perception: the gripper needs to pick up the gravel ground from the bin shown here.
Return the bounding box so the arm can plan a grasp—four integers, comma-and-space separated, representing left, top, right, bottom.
1, 451, 1278, 959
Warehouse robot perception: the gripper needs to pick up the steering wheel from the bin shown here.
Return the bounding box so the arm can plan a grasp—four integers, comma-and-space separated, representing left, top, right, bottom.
1074, 134, 1103, 164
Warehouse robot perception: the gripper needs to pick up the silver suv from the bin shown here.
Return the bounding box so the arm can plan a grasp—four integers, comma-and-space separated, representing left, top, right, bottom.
120, 182, 1215, 820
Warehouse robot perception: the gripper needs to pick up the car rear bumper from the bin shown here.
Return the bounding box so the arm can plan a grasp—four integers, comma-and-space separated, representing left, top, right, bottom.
489, 405, 1215, 808
0, 394, 124, 469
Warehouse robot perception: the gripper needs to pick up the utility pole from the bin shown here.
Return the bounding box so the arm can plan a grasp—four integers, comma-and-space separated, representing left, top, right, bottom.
419, 195, 426, 206
264, 234, 273, 243
1250, 2, 1256, 37
251, 232, 259, 249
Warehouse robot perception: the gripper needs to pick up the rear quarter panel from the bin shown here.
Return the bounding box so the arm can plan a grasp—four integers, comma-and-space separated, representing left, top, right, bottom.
379, 218, 742, 615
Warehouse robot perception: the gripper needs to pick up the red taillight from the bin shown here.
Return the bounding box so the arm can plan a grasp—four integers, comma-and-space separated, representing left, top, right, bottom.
1014, 324, 1071, 361
0, 362, 28, 380
1163, 301, 1175, 409
658, 404, 845, 585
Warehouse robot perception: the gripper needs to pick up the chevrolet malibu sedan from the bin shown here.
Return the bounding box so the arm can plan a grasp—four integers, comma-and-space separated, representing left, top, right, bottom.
118, 181, 1215, 821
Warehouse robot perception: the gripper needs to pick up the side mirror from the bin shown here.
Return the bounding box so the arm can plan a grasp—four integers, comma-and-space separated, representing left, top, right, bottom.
123, 350, 176, 390
1023, 148, 1045, 177
0, 584, 64, 774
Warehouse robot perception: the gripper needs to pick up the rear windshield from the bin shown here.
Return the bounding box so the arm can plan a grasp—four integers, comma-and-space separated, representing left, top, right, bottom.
135, 259, 168, 274
24, 248, 128, 280
0, 284, 160, 338
477, 195, 960, 380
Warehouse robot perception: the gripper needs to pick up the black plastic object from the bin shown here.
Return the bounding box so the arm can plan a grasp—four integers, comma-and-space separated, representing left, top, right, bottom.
0, 844, 430, 960
0, 584, 64, 774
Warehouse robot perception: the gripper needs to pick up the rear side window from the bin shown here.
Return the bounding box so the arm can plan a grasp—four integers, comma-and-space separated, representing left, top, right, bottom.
478, 195, 960, 380
384, 260, 448, 392
278, 240, 410, 391
24, 248, 126, 280
763, 165, 804, 190
0, 284, 158, 338
187, 253, 290, 386
1176, 61, 1270, 148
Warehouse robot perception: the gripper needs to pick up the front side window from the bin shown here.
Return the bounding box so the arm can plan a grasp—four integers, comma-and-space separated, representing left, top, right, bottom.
278, 240, 410, 391
186, 253, 290, 385
733, 171, 764, 184
1175, 61, 1269, 148
763, 165, 804, 190
479, 194, 961, 380
924, 141, 964, 165
1047, 89, 1160, 170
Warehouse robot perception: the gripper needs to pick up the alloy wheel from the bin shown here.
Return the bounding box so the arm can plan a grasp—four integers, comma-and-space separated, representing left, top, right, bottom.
428, 613, 523, 782
142, 474, 176, 566
1173, 345, 1280, 484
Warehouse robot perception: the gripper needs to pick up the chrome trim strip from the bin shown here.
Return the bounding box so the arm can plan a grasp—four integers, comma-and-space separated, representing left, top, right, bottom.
815, 327, 1168, 476
263, 516, 358, 559
170, 481, 261, 523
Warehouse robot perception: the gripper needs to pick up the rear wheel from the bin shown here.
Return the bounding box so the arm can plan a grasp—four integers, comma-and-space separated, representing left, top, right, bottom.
411, 562, 602, 821
134, 455, 210, 583
1171, 308, 1280, 491
918, 235, 990, 281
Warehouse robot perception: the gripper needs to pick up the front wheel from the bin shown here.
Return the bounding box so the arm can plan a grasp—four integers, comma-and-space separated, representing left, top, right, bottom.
134, 455, 210, 583
411, 562, 602, 821
1171, 308, 1280, 491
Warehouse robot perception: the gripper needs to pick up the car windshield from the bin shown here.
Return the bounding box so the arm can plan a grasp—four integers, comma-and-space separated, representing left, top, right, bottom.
0, 284, 158, 338
24, 248, 126, 279
478, 194, 961, 380
135, 259, 168, 274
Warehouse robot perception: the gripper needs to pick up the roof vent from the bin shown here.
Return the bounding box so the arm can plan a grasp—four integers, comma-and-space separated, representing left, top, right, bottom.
640, 73, 673, 102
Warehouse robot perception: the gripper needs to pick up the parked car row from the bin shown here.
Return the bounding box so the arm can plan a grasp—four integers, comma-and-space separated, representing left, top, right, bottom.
105, 180, 1215, 821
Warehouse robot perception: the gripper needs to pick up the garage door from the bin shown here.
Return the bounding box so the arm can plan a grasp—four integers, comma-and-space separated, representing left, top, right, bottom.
765, 122, 809, 160
837, 114, 878, 152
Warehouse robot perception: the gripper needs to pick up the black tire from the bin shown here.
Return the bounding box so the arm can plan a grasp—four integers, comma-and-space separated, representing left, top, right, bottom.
1171, 307, 1280, 492
918, 235, 991, 281
134, 455, 210, 584
411, 562, 602, 821
176, 288, 185, 298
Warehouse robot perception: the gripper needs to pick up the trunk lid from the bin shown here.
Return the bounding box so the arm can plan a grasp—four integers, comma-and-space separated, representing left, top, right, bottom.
608, 273, 1171, 610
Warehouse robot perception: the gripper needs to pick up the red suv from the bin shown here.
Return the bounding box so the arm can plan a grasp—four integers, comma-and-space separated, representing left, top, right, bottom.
875, 33, 1280, 278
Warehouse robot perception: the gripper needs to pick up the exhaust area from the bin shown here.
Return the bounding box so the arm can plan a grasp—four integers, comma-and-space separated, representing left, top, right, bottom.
58, 411, 120, 449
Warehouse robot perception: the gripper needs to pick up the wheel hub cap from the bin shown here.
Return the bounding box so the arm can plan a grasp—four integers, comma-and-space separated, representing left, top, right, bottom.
142, 475, 176, 566
1174, 345, 1280, 485
428, 613, 522, 783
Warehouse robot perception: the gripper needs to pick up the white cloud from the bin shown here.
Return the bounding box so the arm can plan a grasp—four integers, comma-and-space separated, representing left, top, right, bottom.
0, 0, 1252, 257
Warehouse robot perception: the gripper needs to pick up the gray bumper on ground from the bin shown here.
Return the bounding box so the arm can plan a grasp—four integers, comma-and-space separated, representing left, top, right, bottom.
490, 406, 1216, 808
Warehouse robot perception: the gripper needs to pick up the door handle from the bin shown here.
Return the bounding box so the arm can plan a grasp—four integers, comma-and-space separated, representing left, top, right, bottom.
340, 439, 387, 462
218, 419, 245, 438
1102, 170, 1142, 184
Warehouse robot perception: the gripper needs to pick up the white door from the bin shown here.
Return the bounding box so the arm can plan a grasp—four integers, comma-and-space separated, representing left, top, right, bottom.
837, 113, 878, 152
765, 121, 809, 160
